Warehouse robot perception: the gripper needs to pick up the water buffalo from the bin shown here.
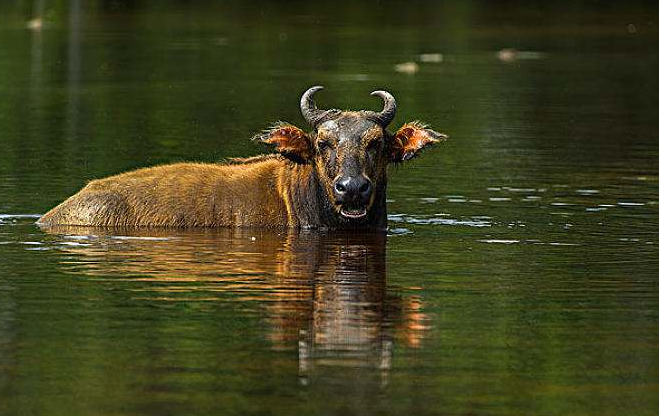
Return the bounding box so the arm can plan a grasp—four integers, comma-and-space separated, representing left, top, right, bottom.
37, 86, 447, 229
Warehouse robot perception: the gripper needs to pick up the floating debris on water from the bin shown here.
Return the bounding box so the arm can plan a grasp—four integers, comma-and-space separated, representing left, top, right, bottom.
418, 53, 443, 63
497, 48, 547, 62
26, 18, 43, 31
394, 61, 419, 74
489, 197, 511, 202
497, 48, 518, 62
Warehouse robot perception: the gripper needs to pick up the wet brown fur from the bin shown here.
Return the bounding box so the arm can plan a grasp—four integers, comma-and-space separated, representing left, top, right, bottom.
38, 157, 323, 228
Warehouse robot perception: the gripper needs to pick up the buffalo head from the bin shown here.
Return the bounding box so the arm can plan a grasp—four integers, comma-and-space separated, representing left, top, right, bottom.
258, 86, 447, 223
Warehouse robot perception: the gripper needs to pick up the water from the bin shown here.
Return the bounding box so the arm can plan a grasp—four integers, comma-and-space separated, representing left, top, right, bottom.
1, 2, 659, 415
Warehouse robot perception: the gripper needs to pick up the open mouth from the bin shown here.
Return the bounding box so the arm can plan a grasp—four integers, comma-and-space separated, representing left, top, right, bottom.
339, 207, 367, 219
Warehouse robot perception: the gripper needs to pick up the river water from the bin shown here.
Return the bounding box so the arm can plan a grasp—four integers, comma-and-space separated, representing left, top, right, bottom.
1, 2, 658, 416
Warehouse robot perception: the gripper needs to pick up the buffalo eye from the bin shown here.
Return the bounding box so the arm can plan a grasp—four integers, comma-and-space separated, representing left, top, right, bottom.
366, 139, 380, 156
317, 140, 333, 152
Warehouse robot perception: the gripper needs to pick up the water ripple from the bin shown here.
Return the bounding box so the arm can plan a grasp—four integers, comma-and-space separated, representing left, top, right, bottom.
388, 214, 491, 228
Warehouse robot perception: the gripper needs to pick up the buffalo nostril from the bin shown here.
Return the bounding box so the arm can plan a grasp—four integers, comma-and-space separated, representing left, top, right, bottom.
359, 182, 371, 194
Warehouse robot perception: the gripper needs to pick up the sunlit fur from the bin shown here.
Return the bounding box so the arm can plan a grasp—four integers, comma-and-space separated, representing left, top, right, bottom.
38, 112, 445, 229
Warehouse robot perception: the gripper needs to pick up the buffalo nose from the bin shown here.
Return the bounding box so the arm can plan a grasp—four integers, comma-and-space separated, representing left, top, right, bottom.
333, 176, 372, 202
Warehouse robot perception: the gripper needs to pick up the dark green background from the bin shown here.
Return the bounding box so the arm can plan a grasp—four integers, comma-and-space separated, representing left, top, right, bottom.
1, 2, 658, 415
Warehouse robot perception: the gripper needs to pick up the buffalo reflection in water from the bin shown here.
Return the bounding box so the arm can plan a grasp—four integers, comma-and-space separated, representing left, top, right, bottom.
43, 226, 430, 383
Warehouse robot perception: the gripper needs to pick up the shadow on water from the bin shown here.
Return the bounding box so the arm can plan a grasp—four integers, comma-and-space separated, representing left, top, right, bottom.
38, 226, 428, 387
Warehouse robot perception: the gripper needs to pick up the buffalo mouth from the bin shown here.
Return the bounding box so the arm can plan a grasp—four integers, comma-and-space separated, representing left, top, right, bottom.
339, 207, 367, 219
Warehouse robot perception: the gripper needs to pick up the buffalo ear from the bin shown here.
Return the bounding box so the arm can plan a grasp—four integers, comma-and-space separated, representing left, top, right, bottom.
256, 122, 312, 163
390, 121, 447, 163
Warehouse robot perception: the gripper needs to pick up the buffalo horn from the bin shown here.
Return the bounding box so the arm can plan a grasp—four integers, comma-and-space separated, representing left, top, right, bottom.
300, 85, 328, 127
369, 90, 397, 127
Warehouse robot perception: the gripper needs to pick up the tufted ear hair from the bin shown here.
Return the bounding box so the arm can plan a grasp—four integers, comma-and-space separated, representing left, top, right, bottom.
255, 122, 313, 163
389, 121, 447, 163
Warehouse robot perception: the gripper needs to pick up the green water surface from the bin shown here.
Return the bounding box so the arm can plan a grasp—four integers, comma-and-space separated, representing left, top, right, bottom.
1, 2, 658, 416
